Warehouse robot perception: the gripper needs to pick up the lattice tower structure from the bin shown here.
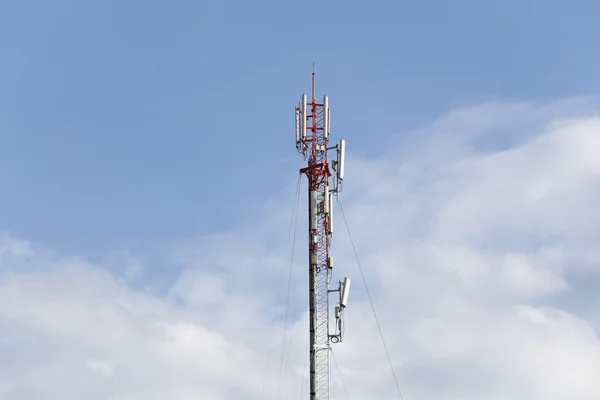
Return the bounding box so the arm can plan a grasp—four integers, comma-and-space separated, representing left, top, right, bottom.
297, 72, 335, 400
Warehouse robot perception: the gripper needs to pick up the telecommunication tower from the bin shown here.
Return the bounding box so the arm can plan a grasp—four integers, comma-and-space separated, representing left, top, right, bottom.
295, 71, 351, 400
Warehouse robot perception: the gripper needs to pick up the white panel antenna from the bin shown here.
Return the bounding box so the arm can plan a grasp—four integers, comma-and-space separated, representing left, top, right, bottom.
310, 190, 317, 228
301, 94, 307, 140
340, 277, 351, 308
323, 95, 329, 139
295, 106, 300, 149
328, 193, 333, 234
338, 139, 346, 181
328, 108, 331, 137
324, 184, 329, 214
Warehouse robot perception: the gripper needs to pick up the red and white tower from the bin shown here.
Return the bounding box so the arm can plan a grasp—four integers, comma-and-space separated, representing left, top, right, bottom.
296, 71, 351, 400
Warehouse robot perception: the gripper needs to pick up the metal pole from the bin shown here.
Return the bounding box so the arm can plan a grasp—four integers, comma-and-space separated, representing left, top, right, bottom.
309, 184, 317, 400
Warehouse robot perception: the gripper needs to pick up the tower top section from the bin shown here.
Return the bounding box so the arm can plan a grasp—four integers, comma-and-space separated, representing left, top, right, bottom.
294, 72, 345, 194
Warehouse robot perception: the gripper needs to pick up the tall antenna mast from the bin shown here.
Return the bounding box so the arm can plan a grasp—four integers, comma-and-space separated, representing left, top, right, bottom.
295, 70, 351, 400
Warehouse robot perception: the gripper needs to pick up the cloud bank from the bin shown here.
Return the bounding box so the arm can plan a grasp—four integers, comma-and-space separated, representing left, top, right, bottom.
1, 97, 599, 399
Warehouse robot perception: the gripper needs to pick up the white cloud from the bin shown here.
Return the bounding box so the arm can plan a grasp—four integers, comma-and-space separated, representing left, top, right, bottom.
169, 269, 227, 305
0, 246, 282, 399
329, 97, 600, 399
1, 97, 600, 399
86, 359, 115, 374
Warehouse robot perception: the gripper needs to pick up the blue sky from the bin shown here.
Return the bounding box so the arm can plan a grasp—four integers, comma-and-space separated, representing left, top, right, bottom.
2, 0, 599, 259
2, 1, 600, 399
